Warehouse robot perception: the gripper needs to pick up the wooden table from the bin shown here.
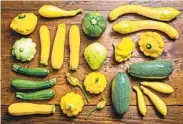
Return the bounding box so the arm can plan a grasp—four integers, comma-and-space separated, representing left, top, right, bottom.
1, 1, 183, 123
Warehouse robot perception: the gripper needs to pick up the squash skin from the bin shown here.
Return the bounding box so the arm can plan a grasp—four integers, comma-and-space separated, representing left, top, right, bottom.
8, 103, 55, 116
113, 20, 179, 39
82, 12, 107, 37
112, 72, 131, 115
128, 60, 173, 79
109, 4, 180, 21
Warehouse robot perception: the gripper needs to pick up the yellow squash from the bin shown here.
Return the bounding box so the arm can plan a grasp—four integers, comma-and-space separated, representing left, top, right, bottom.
38, 5, 83, 18
60, 92, 84, 117
141, 81, 174, 94
51, 23, 66, 69
114, 37, 135, 62
39, 25, 50, 66
10, 13, 38, 35
69, 25, 80, 71
139, 32, 164, 58
8, 103, 55, 116
113, 20, 179, 39
84, 72, 107, 94
141, 86, 167, 116
133, 86, 147, 116
109, 4, 180, 21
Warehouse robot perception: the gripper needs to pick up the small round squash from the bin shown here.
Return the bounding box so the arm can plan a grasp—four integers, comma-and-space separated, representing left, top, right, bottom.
82, 12, 107, 37
84, 72, 107, 94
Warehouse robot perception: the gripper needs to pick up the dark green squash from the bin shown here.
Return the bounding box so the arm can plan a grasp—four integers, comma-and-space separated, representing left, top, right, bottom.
112, 72, 131, 115
82, 12, 107, 37
128, 60, 173, 79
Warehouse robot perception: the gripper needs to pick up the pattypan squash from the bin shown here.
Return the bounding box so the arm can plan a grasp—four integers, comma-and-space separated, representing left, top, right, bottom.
12, 38, 36, 62
60, 92, 84, 117
139, 32, 164, 58
114, 37, 135, 62
10, 13, 38, 35
84, 72, 107, 94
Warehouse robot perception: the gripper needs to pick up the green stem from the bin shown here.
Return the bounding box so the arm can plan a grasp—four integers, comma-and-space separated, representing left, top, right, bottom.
78, 84, 89, 103
18, 14, 26, 19
146, 43, 152, 49
12, 64, 20, 72
85, 107, 97, 120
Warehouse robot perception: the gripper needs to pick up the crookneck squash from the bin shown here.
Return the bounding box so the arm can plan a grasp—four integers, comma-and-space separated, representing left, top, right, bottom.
82, 12, 107, 37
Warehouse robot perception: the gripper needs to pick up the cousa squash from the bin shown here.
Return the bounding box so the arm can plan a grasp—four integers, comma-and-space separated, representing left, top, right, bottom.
112, 72, 131, 115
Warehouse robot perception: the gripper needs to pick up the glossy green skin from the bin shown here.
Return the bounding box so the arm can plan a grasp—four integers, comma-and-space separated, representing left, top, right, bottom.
11, 78, 56, 90
84, 42, 107, 70
82, 12, 107, 37
12, 64, 49, 77
112, 72, 131, 115
16, 89, 55, 100
128, 60, 173, 79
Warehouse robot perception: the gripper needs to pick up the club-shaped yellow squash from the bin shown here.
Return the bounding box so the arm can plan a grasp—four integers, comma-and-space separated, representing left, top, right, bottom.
113, 20, 179, 39
109, 4, 180, 21
133, 86, 147, 116
51, 23, 66, 69
69, 25, 80, 71
38, 5, 83, 18
141, 86, 167, 116
39, 25, 50, 66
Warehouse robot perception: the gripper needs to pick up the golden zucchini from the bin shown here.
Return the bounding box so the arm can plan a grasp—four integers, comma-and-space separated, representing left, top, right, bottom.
141, 86, 167, 116
113, 20, 179, 39
39, 25, 50, 66
51, 23, 66, 69
8, 103, 55, 116
141, 81, 174, 94
69, 25, 80, 71
133, 86, 147, 116
109, 4, 180, 21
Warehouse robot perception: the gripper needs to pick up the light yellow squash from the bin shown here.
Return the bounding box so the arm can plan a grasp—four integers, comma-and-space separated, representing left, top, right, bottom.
141, 81, 174, 94
113, 20, 179, 39
60, 92, 84, 117
141, 86, 167, 116
38, 5, 83, 18
139, 32, 164, 58
69, 25, 80, 71
51, 23, 66, 69
109, 4, 180, 21
8, 103, 55, 116
114, 37, 135, 62
39, 25, 50, 66
133, 86, 147, 116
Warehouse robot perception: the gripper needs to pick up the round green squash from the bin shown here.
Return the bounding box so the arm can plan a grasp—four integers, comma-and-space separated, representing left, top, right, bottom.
82, 12, 107, 37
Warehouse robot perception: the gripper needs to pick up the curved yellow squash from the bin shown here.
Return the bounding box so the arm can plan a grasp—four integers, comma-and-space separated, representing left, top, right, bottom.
38, 5, 83, 18
8, 103, 55, 116
141, 86, 167, 116
109, 4, 180, 21
113, 20, 179, 39
133, 86, 147, 116
69, 25, 80, 71
51, 23, 66, 69
39, 25, 50, 66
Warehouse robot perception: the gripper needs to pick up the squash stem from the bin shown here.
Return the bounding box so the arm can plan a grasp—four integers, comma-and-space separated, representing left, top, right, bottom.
85, 107, 97, 120
12, 64, 20, 72
78, 84, 89, 103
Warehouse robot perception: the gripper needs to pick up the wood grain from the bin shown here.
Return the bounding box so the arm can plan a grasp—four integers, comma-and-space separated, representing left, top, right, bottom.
1, 1, 183, 123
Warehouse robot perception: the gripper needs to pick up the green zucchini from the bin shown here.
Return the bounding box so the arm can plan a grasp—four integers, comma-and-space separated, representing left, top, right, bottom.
112, 72, 131, 115
12, 64, 49, 77
11, 78, 56, 90
16, 89, 55, 100
128, 60, 173, 79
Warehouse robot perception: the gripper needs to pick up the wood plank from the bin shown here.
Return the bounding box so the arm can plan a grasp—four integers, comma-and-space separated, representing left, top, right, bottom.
2, 56, 183, 105
2, 105, 183, 124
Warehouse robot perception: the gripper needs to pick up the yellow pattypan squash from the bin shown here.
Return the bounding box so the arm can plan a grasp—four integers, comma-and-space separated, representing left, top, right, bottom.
139, 32, 164, 58
114, 37, 135, 62
84, 72, 107, 94
10, 13, 38, 35
60, 92, 84, 117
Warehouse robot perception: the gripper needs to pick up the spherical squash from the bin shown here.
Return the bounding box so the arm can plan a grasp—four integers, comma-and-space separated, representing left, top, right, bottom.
82, 12, 107, 37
